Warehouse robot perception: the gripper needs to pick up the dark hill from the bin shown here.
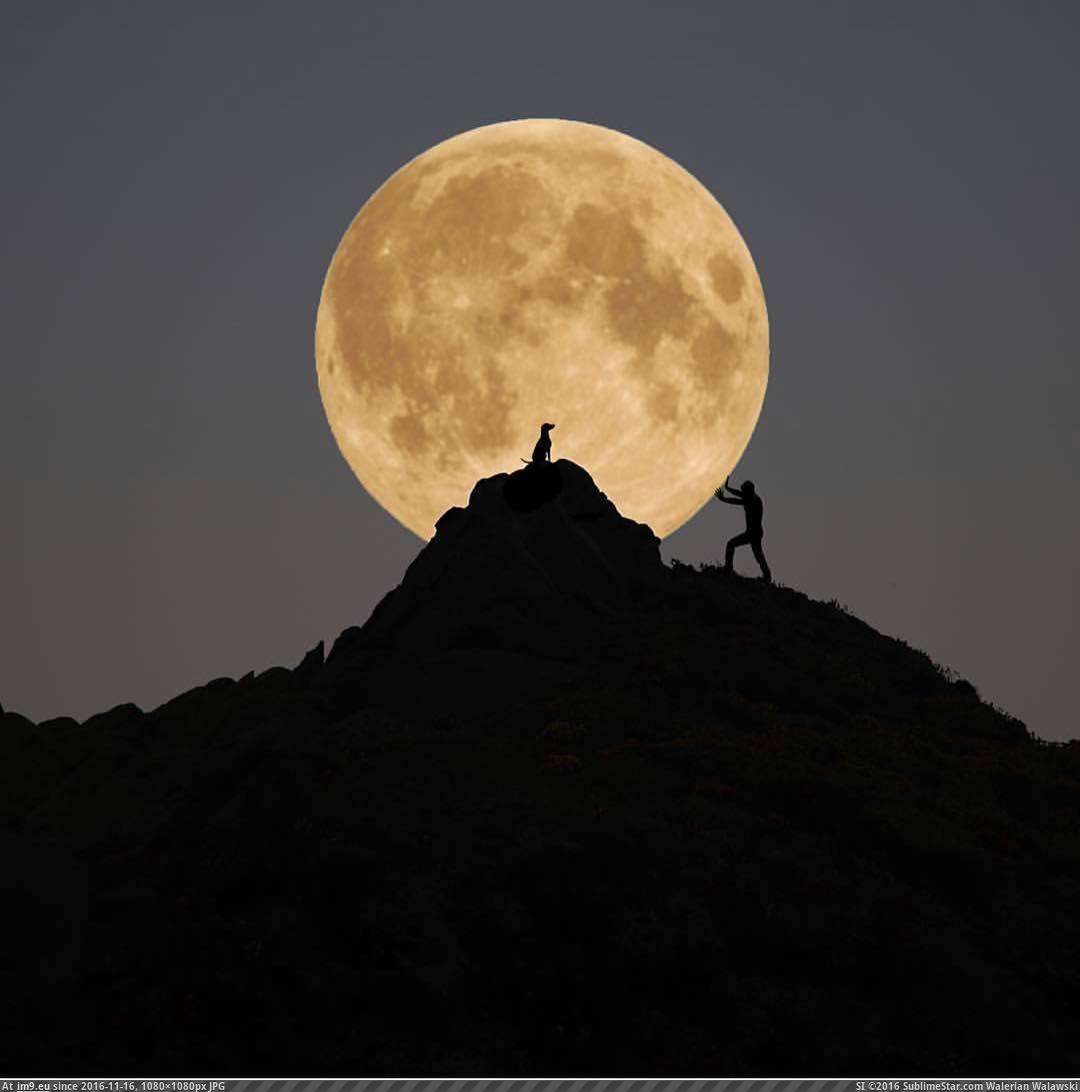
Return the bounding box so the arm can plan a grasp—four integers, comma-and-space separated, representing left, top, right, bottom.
2, 460, 1078, 1075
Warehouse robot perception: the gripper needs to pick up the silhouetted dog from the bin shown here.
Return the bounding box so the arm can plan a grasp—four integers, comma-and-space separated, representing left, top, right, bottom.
527, 422, 555, 464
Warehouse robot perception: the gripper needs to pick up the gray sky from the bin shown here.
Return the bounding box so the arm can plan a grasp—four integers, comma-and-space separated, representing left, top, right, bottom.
2, 2, 1077, 740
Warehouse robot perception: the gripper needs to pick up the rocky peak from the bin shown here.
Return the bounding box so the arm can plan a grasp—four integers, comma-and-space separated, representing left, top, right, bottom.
337, 459, 667, 659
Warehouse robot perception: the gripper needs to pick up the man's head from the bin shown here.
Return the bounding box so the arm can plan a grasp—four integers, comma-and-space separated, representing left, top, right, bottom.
742, 480, 755, 494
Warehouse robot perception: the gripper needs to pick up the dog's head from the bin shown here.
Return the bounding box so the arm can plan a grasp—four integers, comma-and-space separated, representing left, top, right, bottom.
541, 422, 555, 432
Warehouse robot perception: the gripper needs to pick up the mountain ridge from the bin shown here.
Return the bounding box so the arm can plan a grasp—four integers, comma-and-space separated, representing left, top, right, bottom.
2, 460, 1078, 1074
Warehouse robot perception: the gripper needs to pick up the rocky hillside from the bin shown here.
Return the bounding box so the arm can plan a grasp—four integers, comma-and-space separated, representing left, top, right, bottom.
2, 461, 1078, 1075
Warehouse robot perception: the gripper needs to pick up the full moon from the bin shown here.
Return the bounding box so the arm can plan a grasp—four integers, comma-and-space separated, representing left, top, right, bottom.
316, 119, 768, 540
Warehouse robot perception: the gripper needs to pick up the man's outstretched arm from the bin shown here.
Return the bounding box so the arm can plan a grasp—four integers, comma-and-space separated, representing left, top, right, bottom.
714, 487, 744, 505
724, 477, 744, 497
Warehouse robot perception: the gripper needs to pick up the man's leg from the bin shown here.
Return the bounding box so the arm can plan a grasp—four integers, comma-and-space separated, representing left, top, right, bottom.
751, 536, 771, 582
725, 532, 750, 571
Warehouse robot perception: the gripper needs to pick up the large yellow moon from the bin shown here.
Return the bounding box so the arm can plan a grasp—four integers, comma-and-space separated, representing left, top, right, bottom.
316, 118, 768, 540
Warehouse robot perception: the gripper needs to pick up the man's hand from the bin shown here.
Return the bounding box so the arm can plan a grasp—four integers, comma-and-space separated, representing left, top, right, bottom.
714, 485, 724, 500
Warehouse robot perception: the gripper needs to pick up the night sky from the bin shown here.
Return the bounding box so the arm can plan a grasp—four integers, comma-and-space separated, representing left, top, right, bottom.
2, 3, 1077, 741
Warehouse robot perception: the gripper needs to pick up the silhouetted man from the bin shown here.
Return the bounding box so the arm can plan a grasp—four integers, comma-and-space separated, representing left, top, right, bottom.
715, 477, 771, 582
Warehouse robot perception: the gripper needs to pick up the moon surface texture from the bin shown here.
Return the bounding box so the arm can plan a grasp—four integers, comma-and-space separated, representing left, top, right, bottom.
316, 119, 768, 540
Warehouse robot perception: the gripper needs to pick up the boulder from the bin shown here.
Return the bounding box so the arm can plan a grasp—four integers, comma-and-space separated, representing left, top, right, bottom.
349, 459, 666, 659
294, 639, 325, 679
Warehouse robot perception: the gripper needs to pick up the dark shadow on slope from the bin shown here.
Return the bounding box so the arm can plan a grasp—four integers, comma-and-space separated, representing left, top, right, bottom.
503, 459, 563, 512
